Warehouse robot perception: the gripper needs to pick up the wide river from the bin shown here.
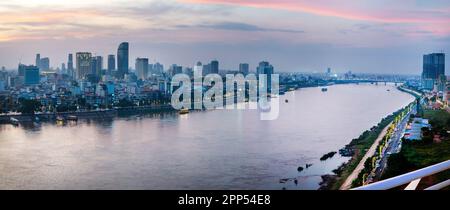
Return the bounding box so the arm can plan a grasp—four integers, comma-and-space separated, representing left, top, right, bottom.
0, 84, 414, 190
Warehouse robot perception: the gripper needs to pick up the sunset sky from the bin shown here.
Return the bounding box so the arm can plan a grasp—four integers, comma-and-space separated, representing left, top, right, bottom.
0, 0, 449, 74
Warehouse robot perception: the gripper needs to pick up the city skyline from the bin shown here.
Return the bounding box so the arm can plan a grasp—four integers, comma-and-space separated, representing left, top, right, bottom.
0, 0, 449, 74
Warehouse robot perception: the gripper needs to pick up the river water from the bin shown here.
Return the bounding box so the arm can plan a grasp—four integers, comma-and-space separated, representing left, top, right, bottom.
0, 84, 414, 190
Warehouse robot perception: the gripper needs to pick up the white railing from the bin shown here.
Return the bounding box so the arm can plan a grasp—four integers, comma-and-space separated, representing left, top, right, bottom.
352, 160, 450, 190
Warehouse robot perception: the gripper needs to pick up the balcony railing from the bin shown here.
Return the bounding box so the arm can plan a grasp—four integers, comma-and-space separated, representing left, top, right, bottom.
352, 160, 450, 190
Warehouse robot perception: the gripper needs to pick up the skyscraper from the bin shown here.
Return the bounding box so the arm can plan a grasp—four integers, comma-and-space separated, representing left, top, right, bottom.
90, 56, 103, 77
68, 54, 74, 77
153, 62, 164, 75
18, 63, 26, 76
257, 61, 274, 93
24, 65, 40, 85
40, 57, 50, 71
117, 42, 129, 79
35, 54, 41, 69
76, 52, 92, 79
257, 61, 274, 75
210, 60, 219, 74
239, 63, 249, 75
61, 63, 66, 74
422, 53, 445, 90
107, 54, 115, 75
202, 63, 211, 76
169, 64, 183, 77
423, 53, 445, 80
135, 58, 149, 80
194, 61, 203, 76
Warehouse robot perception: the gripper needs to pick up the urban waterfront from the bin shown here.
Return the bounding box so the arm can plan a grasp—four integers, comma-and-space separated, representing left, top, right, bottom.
0, 84, 414, 190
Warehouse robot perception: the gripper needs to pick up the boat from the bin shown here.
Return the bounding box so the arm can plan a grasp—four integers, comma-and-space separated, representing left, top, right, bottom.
321, 88, 328, 92
179, 108, 189, 115
56, 116, 65, 124
10, 117, 19, 126
67, 115, 78, 121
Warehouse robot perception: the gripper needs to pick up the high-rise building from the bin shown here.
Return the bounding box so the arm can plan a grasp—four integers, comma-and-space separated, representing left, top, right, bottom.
61, 63, 66, 74
194, 61, 203, 76
91, 56, 103, 77
422, 53, 445, 90
202, 64, 211, 76
35, 54, 41, 69
68, 54, 74, 77
169, 64, 183, 77
184, 67, 193, 77
107, 54, 115, 75
24, 65, 40, 85
117, 42, 129, 79
18, 63, 26, 76
169, 64, 183, 76
76, 52, 92, 79
239, 63, 249, 75
135, 58, 149, 80
210, 60, 219, 74
153, 62, 164, 75
257, 61, 274, 93
40, 57, 50, 71
423, 53, 445, 80
257, 61, 274, 75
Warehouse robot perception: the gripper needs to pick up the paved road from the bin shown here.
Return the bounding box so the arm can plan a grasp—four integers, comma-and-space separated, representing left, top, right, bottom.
341, 105, 415, 189
374, 106, 415, 179
339, 122, 392, 190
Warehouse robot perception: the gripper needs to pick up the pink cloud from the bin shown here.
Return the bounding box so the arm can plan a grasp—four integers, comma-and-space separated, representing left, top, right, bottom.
181, 0, 450, 24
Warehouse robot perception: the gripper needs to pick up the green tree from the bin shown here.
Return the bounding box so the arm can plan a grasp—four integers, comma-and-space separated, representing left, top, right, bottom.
18, 98, 41, 114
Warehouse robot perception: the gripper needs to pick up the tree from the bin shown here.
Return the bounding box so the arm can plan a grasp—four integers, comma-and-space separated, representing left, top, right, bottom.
117, 99, 135, 108
56, 104, 69, 112
18, 98, 41, 114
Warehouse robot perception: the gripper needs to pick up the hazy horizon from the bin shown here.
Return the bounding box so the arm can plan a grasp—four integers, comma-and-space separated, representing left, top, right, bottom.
0, 0, 449, 74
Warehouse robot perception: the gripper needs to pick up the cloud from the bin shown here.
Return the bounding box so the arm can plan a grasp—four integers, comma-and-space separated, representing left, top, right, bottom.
181, 0, 450, 23
192, 22, 304, 33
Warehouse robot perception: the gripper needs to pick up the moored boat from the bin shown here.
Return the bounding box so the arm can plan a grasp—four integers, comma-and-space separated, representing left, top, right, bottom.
67, 115, 78, 121
179, 108, 189, 115
10, 117, 19, 126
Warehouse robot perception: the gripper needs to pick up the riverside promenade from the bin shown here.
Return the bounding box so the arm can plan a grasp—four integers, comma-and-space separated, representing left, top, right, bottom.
340, 122, 392, 190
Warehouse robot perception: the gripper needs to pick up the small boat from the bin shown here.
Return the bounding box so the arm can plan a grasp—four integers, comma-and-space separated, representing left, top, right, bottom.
10, 117, 19, 126
321, 88, 328, 92
56, 116, 65, 124
179, 108, 189, 115
67, 115, 78, 121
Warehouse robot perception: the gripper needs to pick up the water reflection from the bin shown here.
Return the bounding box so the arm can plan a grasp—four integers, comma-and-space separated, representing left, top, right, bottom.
0, 84, 414, 190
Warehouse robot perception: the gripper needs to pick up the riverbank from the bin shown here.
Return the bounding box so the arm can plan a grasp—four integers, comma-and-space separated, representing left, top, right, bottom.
339, 122, 392, 190
320, 87, 418, 190
319, 110, 401, 190
0, 104, 175, 124
397, 86, 422, 98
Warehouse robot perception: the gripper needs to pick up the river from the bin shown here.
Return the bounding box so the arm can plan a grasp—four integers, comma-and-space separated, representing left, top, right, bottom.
0, 84, 415, 190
